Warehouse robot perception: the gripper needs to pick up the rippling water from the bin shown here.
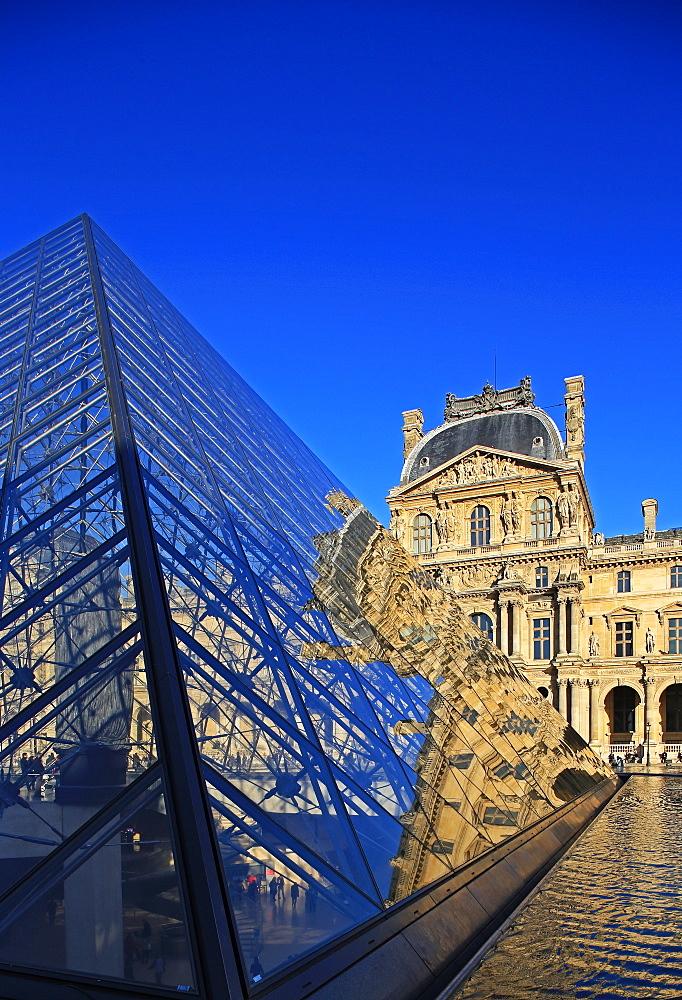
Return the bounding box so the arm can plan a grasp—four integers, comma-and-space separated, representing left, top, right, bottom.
453, 777, 682, 999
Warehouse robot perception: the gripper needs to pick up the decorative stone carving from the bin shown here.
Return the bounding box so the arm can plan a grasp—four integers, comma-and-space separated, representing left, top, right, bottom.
500, 562, 519, 581
645, 627, 656, 654
566, 402, 584, 448
436, 451, 520, 489
500, 492, 522, 537
557, 484, 580, 530
593, 532, 604, 545
588, 632, 600, 657
456, 564, 497, 590
402, 408, 424, 459
444, 377, 535, 422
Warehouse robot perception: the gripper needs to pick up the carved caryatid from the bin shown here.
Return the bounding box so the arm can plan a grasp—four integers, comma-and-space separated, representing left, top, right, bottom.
444, 377, 536, 423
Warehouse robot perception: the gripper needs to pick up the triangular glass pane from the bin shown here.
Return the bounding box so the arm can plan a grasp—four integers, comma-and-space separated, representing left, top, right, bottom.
0, 776, 196, 992
208, 768, 379, 986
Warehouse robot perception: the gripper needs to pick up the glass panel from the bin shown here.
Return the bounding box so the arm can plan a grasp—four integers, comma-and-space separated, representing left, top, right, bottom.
0, 777, 196, 992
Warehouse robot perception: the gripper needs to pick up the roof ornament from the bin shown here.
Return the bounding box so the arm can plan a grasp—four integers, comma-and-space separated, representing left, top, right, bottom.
444, 376, 535, 422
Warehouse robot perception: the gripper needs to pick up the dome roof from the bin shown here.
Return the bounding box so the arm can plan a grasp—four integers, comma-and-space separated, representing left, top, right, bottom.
402, 408, 565, 484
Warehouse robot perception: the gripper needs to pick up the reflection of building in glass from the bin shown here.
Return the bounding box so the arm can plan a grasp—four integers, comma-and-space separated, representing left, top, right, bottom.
390, 378, 682, 761
0, 219, 610, 998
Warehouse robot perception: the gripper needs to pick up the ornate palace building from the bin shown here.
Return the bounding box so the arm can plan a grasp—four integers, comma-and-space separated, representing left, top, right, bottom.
387, 376, 682, 760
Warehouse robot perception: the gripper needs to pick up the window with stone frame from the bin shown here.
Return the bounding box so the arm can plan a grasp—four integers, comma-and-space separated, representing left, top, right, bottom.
615, 620, 634, 657
671, 566, 682, 589
669, 618, 682, 654
617, 570, 631, 593
470, 612, 494, 642
535, 566, 549, 588
530, 497, 553, 539
412, 513, 432, 554
533, 618, 551, 659
469, 505, 490, 547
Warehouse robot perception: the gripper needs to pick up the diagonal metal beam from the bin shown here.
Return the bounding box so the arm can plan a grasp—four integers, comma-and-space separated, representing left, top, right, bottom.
82, 214, 243, 1000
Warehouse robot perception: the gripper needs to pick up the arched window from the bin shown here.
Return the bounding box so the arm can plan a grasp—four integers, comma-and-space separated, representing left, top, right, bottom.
666, 684, 682, 731
613, 686, 638, 733
535, 566, 549, 588
413, 514, 432, 554
617, 570, 631, 593
471, 613, 494, 642
470, 505, 490, 546
135, 706, 151, 745
671, 566, 682, 588
530, 497, 553, 539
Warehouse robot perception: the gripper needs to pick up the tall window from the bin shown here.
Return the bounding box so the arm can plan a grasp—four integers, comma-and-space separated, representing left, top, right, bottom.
471, 613, 494, 642
669, 618, 682, 654
470, 506, 490, 547
413, 514, 432, 554
533, 618, 550, 659
617, 570, 631, 593
666, 684, 682, 731
535, 566, 549, 588
615, 621, 634, 657
530, 497, 553, 539
672, 566, 682, 588
613, 686, 637, 732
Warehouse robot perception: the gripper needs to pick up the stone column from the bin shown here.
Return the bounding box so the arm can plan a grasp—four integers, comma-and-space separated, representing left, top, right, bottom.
644, 677, 659, 747
557, 597, 568, 655
514, 601, 527, 660
569, 599, 581, 655
588, 680, 600, 744
571, 680, 589, 741
499, 599, 509, 655
558, 678, 568, 721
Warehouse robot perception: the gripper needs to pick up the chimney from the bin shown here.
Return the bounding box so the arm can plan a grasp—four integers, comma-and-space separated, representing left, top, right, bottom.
642, 498, 658, 540
564, 376, 585, 467
402, 409, 424, 460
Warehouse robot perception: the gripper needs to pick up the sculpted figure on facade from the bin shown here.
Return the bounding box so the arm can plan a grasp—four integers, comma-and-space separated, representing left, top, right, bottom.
435, 510, 448, 547
500, 494, 514, 537
556, 490, 570, 530
517, 375, 535, 407
645, 628, 656, 654
588, 632, 600, 657
566, 484, 580, 527
566, 403, 584, 447
481, 454, 496, 478
593, 532, 604, 546
445, 503, 459, 544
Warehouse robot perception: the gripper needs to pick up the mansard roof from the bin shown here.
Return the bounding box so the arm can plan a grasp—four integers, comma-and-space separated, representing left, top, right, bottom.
402, 407, 566, 485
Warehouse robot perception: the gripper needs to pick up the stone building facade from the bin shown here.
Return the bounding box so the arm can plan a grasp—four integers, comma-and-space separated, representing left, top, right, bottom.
387, 376, 682, 760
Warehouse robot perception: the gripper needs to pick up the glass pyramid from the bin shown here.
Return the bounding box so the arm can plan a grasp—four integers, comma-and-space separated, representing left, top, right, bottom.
0, 216, 610, 998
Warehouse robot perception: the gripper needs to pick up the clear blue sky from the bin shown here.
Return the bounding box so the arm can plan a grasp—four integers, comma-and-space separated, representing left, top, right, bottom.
2, 0, 680, 535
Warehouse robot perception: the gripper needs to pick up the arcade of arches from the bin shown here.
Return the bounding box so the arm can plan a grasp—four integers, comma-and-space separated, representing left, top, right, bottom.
388, 376, 682, 759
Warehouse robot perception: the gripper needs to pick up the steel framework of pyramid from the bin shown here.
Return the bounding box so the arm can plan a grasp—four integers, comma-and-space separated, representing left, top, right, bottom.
0, 216, 610, 999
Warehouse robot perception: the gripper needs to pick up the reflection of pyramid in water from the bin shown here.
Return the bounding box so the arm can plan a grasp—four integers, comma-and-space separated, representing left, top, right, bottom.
0, 216, 611, 996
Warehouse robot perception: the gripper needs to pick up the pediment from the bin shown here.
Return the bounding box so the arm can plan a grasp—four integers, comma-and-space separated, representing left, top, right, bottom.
657, 602, 682, 623
603, 605, 643, 626
391, 446, 571, 498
